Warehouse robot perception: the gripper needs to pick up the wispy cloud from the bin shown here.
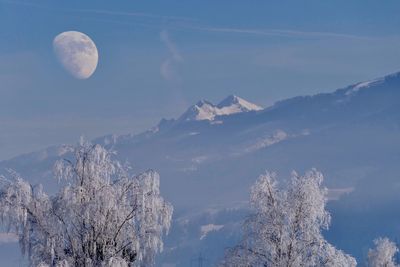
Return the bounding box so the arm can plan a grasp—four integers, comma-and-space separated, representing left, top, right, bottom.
1, 0, 371, 41
0, 232, 18, 244
0, 0, 194, 25
179, 25, 372, 40
72, 9, 194, 23
160, 30, 183, 83
159, 30, 188, 110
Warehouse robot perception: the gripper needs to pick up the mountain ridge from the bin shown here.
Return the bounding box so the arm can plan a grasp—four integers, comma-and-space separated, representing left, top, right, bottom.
177, 94, 262, 122
2, 71, 399, 163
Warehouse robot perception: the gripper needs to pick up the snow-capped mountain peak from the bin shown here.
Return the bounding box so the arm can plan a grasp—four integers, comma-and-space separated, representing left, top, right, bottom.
179, 100, 217, 121
217, 94, 263, 113
179, 95, 262, 122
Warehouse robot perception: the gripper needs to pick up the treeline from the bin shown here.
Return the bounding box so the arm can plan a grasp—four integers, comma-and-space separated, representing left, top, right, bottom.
0, 142, 397, 266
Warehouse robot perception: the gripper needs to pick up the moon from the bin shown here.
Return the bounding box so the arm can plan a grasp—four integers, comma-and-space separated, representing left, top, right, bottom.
53, 31, 98, 79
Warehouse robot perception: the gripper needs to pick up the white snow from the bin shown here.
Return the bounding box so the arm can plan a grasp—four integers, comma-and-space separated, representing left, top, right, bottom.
179, 95, 262, 122
245, 130, 288, 153
217, 95, 263, 114
346, 78, 383, 95
57, 145, 74, 156
368, 238, 399, 266
200, 224, 224, 240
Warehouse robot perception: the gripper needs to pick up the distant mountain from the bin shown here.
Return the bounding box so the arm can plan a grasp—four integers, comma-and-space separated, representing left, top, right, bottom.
178, 95, 262, 122
1, 72, 400, 266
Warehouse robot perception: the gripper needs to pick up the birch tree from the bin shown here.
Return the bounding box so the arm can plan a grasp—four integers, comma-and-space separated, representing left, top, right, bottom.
0, 141, 173, 267
368, 237, 399, 267
220, 169, 356, 267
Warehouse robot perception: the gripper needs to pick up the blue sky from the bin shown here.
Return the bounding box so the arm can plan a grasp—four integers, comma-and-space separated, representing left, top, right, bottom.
1, 0, 400, 160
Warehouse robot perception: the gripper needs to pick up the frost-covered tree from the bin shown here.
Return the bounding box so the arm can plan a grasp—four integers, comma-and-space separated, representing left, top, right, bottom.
368, 237, 399, 267
0, 141, 173, 267
220, 169, 356, 267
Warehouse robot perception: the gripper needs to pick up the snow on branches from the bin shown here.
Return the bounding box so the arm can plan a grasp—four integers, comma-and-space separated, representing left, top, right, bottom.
220, 169, 356, 267
368, 237, 399, 267
0, 141, 173, 267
